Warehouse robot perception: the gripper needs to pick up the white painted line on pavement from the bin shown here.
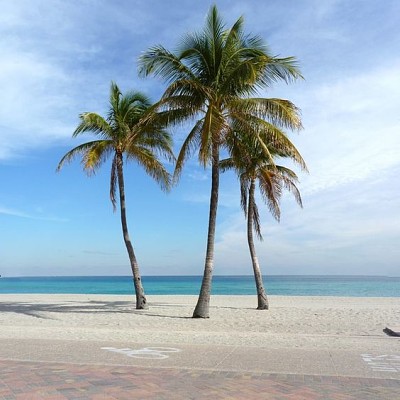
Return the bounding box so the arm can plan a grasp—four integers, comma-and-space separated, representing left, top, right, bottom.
361, 353, 400, 372
101, 346, 181, 359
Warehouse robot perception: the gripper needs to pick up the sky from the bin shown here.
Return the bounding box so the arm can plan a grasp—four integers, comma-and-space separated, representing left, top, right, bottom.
1, 0, 399, 277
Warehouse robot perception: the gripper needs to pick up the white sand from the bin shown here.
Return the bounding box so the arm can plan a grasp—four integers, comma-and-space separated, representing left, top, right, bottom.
0, 294, 399, 351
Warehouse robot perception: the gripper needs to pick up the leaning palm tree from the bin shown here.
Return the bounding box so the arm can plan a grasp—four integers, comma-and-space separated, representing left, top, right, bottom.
139, 5, 303, 318
221, 132, 305, 309
57, 82, 174, 309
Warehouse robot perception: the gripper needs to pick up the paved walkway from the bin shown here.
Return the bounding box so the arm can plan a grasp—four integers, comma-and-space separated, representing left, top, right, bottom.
1, 338, 400, 399
1, 338, 400, 379
1, 359, 400, 400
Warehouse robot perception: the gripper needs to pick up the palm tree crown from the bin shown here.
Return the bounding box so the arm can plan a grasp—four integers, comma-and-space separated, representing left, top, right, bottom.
222, 132, 305, 239
139, 5, 303, 173
58, 82, 174, 203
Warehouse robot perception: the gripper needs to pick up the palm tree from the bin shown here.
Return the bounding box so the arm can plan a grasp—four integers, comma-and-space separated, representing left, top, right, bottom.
221, 133, 305, 309
57, 82, 174, 309
139, 5, 303, 318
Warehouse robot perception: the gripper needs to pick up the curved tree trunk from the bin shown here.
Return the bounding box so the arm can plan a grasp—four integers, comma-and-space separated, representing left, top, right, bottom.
193, 142, 219, 318
116, 151, 148, 309
248, 179, 269, 310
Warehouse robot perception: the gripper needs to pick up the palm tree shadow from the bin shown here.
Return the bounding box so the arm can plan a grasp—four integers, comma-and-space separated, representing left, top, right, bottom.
0, 300, 131, 319
0, 300, 194, 320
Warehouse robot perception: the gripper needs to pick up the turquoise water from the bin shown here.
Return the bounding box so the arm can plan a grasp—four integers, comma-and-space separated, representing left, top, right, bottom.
0, 275, 399, 296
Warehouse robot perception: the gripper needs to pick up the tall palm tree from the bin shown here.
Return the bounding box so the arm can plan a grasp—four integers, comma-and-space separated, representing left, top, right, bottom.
139, 5, 303, 318
57, 82, 174, 309
221, 133, 305, 309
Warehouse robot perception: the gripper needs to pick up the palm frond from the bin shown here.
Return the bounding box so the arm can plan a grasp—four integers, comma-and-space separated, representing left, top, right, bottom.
129, 146, 172, 192
137, 97, 200, 134
133, 130, 175, 164
178, 34, 212, 80
240, 174, 249, 216
174, 119, 204, 181
275, 165, 299, 180
239, 115, 307, 171
162, 79, 209, 104
110, 154, 118, 211
109, 82, 122, 118
73, 113, 112, 138
138, 45, 195, 83
279, 172, 303, 208
223, 14, 244, 48
221, 53, 270, 97
205, 4, 226, 78
260, 56, 304, 86
258, 170, 281, 222
81, 140, 114, 174
198, 105, 214, 166
251, 199, 263, 241
57, 140, 113, 173
219, 157, 235, 173
229, 98, 303, 130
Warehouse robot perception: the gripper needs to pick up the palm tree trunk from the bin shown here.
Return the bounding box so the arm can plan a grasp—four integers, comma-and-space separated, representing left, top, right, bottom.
248, 179, 269, 310
193, 142, 219, 318
116, 151, 148, 310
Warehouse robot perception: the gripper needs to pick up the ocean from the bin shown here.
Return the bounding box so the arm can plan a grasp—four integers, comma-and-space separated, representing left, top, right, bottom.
0, 275, 399, 297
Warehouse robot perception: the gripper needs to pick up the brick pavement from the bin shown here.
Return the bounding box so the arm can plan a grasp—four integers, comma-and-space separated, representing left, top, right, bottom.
0, 360, 399, 400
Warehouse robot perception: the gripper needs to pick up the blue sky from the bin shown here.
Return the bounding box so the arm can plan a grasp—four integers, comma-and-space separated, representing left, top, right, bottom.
1, 0, 399, 277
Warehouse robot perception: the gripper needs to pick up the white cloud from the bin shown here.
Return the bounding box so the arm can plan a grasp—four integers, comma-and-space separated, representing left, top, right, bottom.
293, 61, 400, 196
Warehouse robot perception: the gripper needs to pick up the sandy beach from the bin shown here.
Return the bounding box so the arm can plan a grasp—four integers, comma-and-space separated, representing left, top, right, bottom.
0, 294, 399, 353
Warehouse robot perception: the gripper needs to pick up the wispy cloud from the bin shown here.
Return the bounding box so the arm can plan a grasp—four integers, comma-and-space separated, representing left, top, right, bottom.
186, 170, 209, 182
0, 205, 67, 222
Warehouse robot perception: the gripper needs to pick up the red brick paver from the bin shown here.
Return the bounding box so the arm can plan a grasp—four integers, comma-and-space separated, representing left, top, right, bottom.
0, 360, 399, 399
